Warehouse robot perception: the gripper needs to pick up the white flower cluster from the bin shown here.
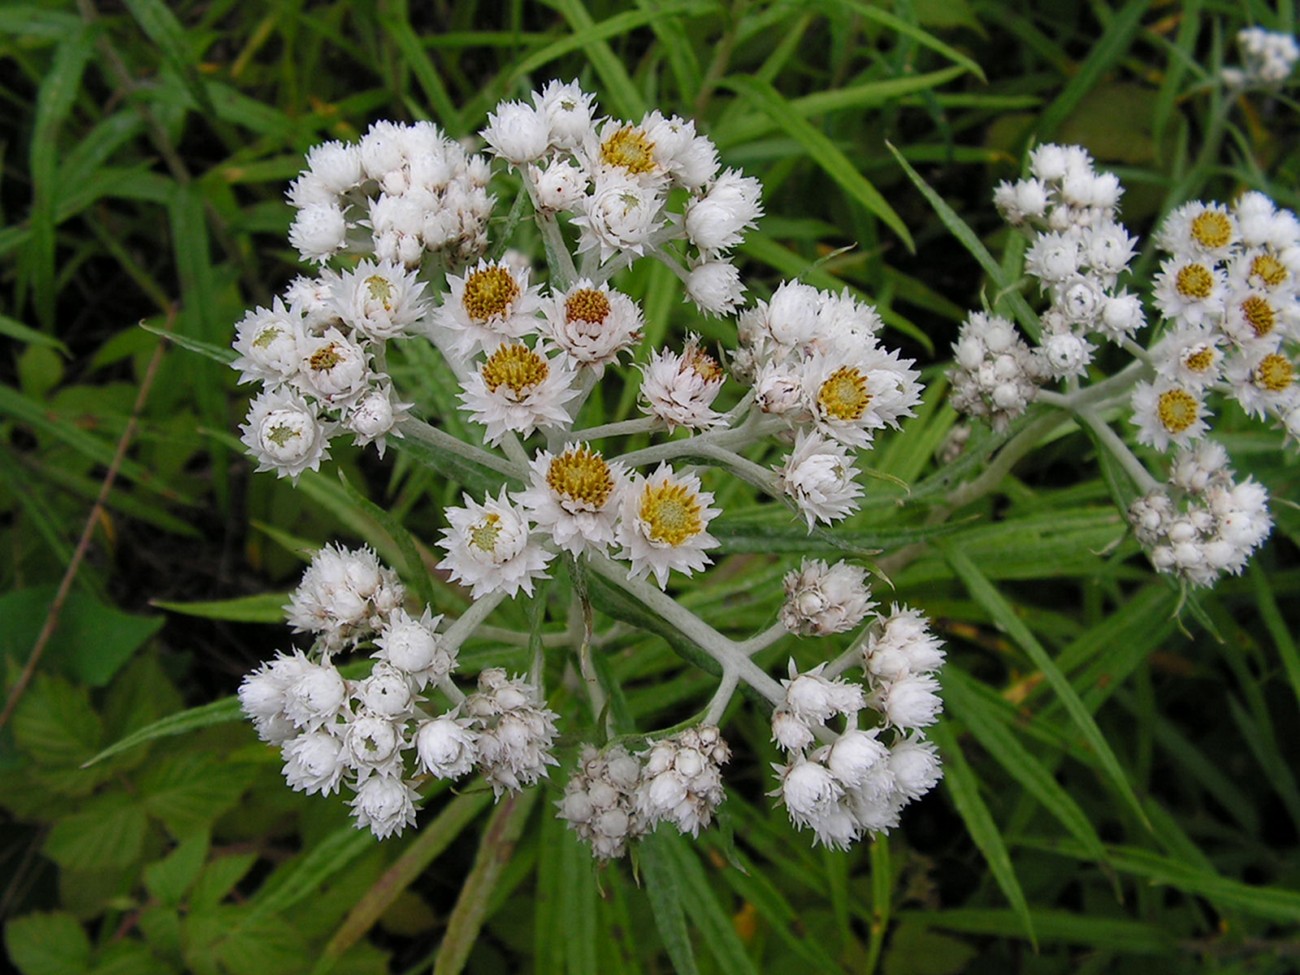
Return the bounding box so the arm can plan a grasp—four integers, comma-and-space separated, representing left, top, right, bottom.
238, 545, 560, 838
770, 590, 945, 849
949, 311, 1048, 431
1127, 441, 1272, 587
1223, 27, 1300, 89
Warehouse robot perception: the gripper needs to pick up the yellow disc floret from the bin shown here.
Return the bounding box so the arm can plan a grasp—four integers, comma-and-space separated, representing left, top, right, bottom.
365, 274, 394, 309
309, 343, 343, 372
817, 366, 872, 421
565, 289, 611, 324
1175, 263, 1214, 300
1240, 295, 1277, 338
1157, 388, 1199, 434
1190, 210, 1233, 250
547, 447, 615, 508
481, 343, 549, 398
640, 480, 703, 546
687, 347, 724, 383
1255, 353, 1294, 393
469, 513, 502, 553
600, 127, 657, 176
1183, 345, 1216, 374
462, 266, 520, 322
1249, 253, 1289, 289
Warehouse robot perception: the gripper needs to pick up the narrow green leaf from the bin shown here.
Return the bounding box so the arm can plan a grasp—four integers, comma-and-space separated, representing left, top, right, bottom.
903, 908, 1175, 954
943, 669, 1110, 867
544, 0, 649, 120
338, 471, 439, 611
83, 697, 243, 767
722, 75, 914, 250
659, 830, 760, 975
929, 720, 1037, 948
939, 541, 1152, 832
152, 592, 289, 624
828, 0, 987, 79
1251, 562, 1300, 709
250, 827, 375, 920
0, 314, 68, 353
379, 11, 461, 134
140, 320, 237, 365
638, 831, 701, 975
120, 0, 217, 115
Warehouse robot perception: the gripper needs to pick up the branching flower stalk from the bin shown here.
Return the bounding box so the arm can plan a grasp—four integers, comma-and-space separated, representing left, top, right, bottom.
232, 81, 947, 855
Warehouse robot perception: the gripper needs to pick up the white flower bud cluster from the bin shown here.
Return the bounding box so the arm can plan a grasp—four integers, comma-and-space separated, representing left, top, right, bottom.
636, 725, 731, 837
768, 603, 945, 849
1127, 441, 1272, 588
948, 311, 1047, 432
464, 669, 561, 797
1222, 27, 1300, 89
557, 744, 646, 859
779, 559, 875, 636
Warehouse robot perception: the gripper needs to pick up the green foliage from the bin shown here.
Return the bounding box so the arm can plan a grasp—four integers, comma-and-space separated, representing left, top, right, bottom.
3, 0, 1300, 973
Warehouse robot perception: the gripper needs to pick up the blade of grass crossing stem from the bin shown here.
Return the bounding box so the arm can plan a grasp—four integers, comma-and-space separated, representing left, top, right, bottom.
720, 76, 914, 250
1250, 562, 1300, 709
929, 719, 1036, 947
828, 0, 986, 80
27, 26, 94, 330
337, 471, 438, 610
638, 831, 701, 975
659, 830, 760, 975
248, 826, 376, 920
317, 791, 491, 969
1035, 0, 1151, 140
944, 668, 1111, 868
939, 541, 1153, 832
887, 143, 1041, 334
547, 0, 647, 120
432, 789, 538, 975
83, 696, 242, 766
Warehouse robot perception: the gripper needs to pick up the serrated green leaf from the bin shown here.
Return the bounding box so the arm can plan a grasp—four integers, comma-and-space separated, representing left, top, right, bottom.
4, 912, 92, 975
152, 592, 289, 624
84, 697, 243, 767
190, 854, 259, 911
185, 905, 308, 975
43, 794, 149, 871
144, 833, 211, 907
140, 754, 254, 838
11, 673, 102, 771
929, 720, 1037, 948
721, 75, 913, 250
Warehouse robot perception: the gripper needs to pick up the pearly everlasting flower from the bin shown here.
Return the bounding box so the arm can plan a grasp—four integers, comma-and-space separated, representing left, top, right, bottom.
285, 543, 403, 647
295, 327, 370, 405
349, 774, 420, 839
304, 139, 363, 194
529, 158, 588, 211
1157, 202, 1238, 259
776, 754, 844, 830
776, 430, 863, 529
616, 464, 720, 588
639, 336, 726, 430
1153, 256, 1226, 327
289, 203, 348, 264
374, 608, 452, 688
282, 731, 348, 796
888, 734, 944, 801
826, 730, 890, 790
232, 299, 305, 387
636, 725, 730, 836
437, 489, 553, 599
434, 259, 545, 358
1151, 324, 1224, 389
239, 651, 313, 743
332, 259, 428, 340
685, 259, 746, 317
343, 711, 406, 777
804, 348, 922, 449
355, 664, 415, 719
458, 341, 580, 444
684, 169, 763, 254
415, 712, 479, 779
282, 660, 348, 732
558, 744, 645, 859
781, 661, 866, 727
872, 673, 943, 731
516, 444, 627, 556
780, 558, 875, 635
1225, 348, 1298, 419
345, 383, 409, 456
572, 172, 663, 262
863, 604, 947, 681
544, 280, 643, 370
480, 99, 550, 165
1131, 381, 1210, 452
240, 388, 332, 480
466, 669, 561, 797
531, 79, 596, 148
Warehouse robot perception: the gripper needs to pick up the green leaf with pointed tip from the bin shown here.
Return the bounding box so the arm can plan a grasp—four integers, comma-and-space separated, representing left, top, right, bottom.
4, 912, 92, 975
84, 697, 243, 767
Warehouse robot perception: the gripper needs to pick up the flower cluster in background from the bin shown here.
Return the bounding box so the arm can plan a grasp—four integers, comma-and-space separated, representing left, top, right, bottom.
949, 141, 1295, 589
232, 82, 942, 854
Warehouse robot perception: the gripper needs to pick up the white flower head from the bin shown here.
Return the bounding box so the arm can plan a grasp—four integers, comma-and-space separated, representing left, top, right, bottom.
780, 558, 875, 635
827, 730, 890, 790
1225, 348, 1299, 419
458, 341, 580, 444
467, 670, 561, 797
434, 259, 545, 359
871, 673, 943, 731
863, 604, 947, 681
332, 259, 428, 341
1150, 324, 1224, 390
616, 464, 720, 588
437, 489, 553, 599
232, 298, 306, 387
776, 430, 863, 529
888, 734, 943, 802
685, 259, 746, 317
415, 711, 479, 779
239, 650, 314, 742
304, 139, 363, 195
349, 774, 420, 839
374, 607, 452, 688
288, 203, 348, 264
636, 725, 730, 836
1156, 201, 1238, 259
285, 543, 402, 647
1130, 380, 1211, 452
559, 744, 646, 859
282, 660, 348, 732
531, 79, 597, 148
545, 279, 643, 370
295, 326, 371, 405
281, 731, 347, 796
240, 388, 333, 481
529, 158, 588, 211
480, 99, 550, 166
781, 661, 867, 726
516, 443, 627, 556
804, 348, 921, 448
639, 336, 726, 431
572, 171, 664, 262
345, 383, 410, 457
1153, 256, 1226, 327
684, 169, 763, 254
776, 754, 844, 829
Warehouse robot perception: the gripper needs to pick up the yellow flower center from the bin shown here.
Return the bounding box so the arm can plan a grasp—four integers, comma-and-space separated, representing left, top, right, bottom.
365, 275, 394, 308
1156, 388, 1199, 434
1240, 295, 1277, 337
469, 513, 502, 553
640, 480, 703, 545
546, 447, 614, 508
481, 344, 549, 398
1183, 345, 1216, 373
600, 127, 657, 175
462, 266, 520, 322
309, 343, 343, 371
1255, 353, 1294, 393
565, 288, 611, 324
1174, 263, 1214, 300
817, 366, 871, 421
1250, 253, 1288, 289
1190, 210, 1233, 249
687, 347, 723, 383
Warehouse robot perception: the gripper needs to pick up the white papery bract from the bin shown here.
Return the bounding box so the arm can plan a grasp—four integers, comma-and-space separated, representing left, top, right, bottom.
639, 336, 726, 431
437, 489, 553, 599
349, 775, 420, 840
232, 298, 306, 387
434, 259, 545, 359
295, 326, 370, 406
545, 280, 643, 370
282, 731, 348, 796
374, 608, 451, 688
459, 341, 580, 444
285, 543, 403, 649
776, 430, 863, 529
465, 669, 560, 797
240, 388, 332, 481
616, 464, 720, 588
415, 712, 479, 779
780, 559, 875, 636
332, 259, 428, 341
